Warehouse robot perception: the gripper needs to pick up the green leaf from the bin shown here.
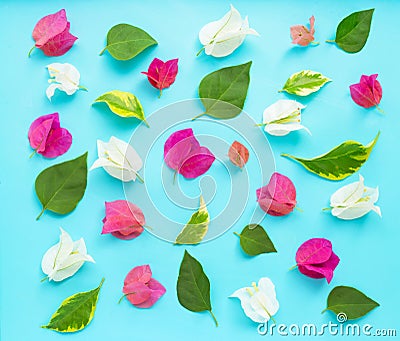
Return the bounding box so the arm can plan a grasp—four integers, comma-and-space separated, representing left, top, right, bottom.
197, 61, 252, 120
93, 90, 148, 126
280, 70, 331, 96
332, 9, 374, 53
323, 286, 379, 320
42, 278, 105, 333
35, 153, 88, 220
175, 196, 210, 245
234, 224, 277, 256
281, 132, 379, 181
99, 24, 157, 60
177, 250, 218, 326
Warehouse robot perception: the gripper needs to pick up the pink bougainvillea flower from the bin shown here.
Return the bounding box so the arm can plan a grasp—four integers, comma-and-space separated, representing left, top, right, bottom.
121, 265, 166, 308
28, 113, 72, 158
350, 74, 383, 112
29, 9, 77, 57
228, 141, 249, 169
256, 172, 297, 216
164, 128, 215, 180
102, 200, 145, 240
142, 58, 178, 97
294, 238, 340, 284
290, 16, 317, 46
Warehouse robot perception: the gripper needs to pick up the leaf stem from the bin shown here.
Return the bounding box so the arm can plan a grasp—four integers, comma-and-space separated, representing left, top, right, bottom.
173, 171, 177, 184
118, 294, 127, 304
29, 149, 37, 158
209, 310, 218, 327
288, 264, 298, 271
158, 89, 163, 98
142, 119, 150, 128
233, 232, 241, 238
192, 112, 206, 121
135, 172, 144, 184
311, 41, 320, 45
294, 206, 303, 213
321, 308, 328, 314
99, 46, 107, 56
375, 105, 385, 114
28, 45, 36, 57
278, 89, 283, 93
78, 85, 88, 92
36, 207, 45, 220
196, 46, 205, 57
40, 276, 48, 283
98, 277, 105, 288
322, 207, 332, 212
325, 39, 335, 43
255, 123, 266, 127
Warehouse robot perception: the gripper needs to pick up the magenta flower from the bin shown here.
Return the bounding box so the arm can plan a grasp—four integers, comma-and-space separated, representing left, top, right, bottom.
164, 128, 215, 180
121, 265, 166, 308
102, 200, 145, 240
350, 74, 383, 112
28, 113, 72, 158
294, 238, 340, 283
256, 172, 297, 216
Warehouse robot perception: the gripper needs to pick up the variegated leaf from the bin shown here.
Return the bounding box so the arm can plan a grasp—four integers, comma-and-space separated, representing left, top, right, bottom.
280, 70, 331, 96
281, 132, 379, 180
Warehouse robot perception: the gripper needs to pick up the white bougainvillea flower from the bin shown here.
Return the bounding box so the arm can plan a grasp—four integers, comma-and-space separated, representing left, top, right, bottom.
41, 228, 94, 282
329, 175, 381, 220
90, 136, 144, 183
198, 4, 259, 57
261, 99, 310, 136
46, 63, 86, 100
230, 277, 279, 323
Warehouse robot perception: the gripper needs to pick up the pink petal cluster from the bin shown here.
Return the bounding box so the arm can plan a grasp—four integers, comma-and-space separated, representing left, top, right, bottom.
350, 74, 383, 109
295, 238, 340, 283
142, 58, 179, 97
31, 9, 77, 57
228, 141, 249, 169
256, 172, 297, 216
164, 128, 215, 179
122, 265, 166, 308
102, 200, 145, 240
28, 113, 72, 158
290, 16, 316, 46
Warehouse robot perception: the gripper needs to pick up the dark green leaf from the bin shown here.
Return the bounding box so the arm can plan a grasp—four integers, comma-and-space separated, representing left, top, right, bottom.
197, 61, 252, 120
35, 152, 88, 220
177, 250, 218, 326
281, 132, 379, 180
234, 224, 277, 256
333, 9, 374, 53
323, 286, 379, 320
99, 24, 157, 61
42, 278, 104, 333
175, 196, 209, 245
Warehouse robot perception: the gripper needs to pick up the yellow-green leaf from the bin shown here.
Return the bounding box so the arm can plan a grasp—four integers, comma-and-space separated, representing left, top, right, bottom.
281, 132, 379, 180
175, 196, 209, 244
93, 90, 148, 126
280, 70, 331, 96
42, 278, 104, 333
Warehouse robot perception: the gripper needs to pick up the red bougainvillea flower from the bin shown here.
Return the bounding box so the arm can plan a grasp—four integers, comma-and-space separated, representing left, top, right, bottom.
228, 141, 249, 169
294, 238, 340, 284
290, 16, 317, 46
29, 9, 77, 57
350, 74, 383, 113
164, 128, 215, 180
142, 58, 178, 97
28, 113, 72, 158
102, 200, 145, 240
256, 172, 297, 216
121, 265, 166, 308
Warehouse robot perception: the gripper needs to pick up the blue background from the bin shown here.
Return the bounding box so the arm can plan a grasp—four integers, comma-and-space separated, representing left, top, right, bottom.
0, 0, 398, 340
